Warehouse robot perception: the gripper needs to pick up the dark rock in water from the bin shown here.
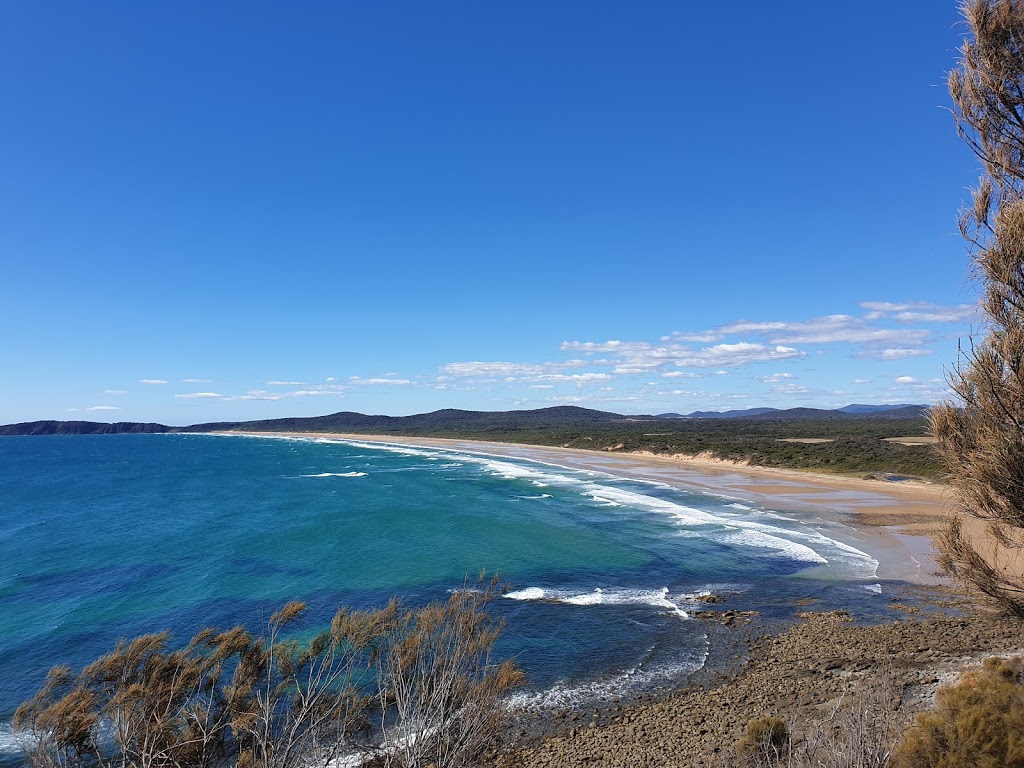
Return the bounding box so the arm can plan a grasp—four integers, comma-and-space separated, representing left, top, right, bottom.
696, 594, 725, 604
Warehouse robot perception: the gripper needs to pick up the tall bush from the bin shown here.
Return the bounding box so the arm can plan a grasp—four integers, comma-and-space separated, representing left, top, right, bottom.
13, 580, 520, 768
931, 0, 1024, 615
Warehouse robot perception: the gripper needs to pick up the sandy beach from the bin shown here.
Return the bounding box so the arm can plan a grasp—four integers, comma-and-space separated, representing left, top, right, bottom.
228, 430, 952, 585
223, 431, 1024, 765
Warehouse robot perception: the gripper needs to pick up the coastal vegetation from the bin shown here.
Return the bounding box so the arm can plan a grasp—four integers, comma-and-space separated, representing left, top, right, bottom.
0, 406, 942, 479
893, 656, 1024, 768
931, 0, 1024, 616
13, 579, 521, 768
17, 2, 1024, 765
724, 655, 1024, 768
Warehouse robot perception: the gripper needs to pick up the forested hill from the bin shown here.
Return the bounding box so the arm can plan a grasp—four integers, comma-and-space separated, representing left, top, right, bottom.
0, 404, 930, 437
180, 405, 643, 434
0, 405, 940, 478
0, 420, 172, 436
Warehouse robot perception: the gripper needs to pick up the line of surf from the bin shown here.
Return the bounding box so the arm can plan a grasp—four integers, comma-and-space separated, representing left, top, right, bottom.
330, 438, 877, 575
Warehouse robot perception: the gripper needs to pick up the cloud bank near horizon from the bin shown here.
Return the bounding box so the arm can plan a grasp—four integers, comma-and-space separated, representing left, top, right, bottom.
60, 298, 973, 418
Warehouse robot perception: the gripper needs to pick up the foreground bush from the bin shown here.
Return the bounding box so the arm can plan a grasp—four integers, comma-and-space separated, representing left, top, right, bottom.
891, 656, 1024, 768
736, 717, 790, 767
729, 672, 903, 768
13, 577, 521, 768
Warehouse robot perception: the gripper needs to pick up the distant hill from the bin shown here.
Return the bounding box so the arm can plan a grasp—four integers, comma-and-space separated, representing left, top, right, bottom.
180, 405, 654, 435
836, 403, 924, 414
680, 408, 781, 419
678, 405, 930, 420
0, 420, 171, 436
0, 404, 932, 436
0, 405, 940, 477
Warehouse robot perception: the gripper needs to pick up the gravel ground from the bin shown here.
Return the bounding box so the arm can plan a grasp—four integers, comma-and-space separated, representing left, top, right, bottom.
493, 595, 1024, 767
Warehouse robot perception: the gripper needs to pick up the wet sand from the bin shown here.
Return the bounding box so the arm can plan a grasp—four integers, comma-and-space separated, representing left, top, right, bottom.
223, 432, 1024, 765
227, 431, 951, 585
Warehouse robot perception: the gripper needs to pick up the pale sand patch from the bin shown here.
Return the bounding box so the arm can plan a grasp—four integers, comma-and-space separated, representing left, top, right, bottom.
884, 436, 940, 446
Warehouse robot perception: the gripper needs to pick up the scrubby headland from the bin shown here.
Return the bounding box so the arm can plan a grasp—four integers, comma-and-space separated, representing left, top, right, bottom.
0, 404, 942, 478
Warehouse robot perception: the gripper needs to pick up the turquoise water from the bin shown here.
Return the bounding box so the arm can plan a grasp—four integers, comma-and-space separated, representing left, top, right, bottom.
0, 433, 891, 755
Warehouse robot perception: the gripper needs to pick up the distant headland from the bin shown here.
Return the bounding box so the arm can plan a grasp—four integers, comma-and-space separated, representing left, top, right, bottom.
0, 404, 937, 478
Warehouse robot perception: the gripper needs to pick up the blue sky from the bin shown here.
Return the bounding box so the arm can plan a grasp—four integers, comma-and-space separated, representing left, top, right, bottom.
1, 1, 984, 424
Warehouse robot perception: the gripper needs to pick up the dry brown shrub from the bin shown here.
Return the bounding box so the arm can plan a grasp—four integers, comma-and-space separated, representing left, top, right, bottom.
891, 656, 1024, 768
931, 0, 1024, 615
735, 716, 790, 767
13, 579, 521, 768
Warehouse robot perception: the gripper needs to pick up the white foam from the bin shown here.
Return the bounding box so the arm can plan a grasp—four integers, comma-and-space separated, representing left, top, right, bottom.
505, 586, 546, 600
504, 637, 709, 712
0, 722, 33, 756
504, 586, 689, 618
333, 438, 878, 576
301, 471, 368, 478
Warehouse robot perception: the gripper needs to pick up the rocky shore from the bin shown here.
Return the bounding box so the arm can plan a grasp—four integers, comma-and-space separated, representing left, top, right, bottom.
498, 594, 1024, 767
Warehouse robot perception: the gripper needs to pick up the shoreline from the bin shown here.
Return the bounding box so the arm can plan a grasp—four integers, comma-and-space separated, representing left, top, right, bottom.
204, 434, 1024, 763
223, 430, 951, 586
223, 430, 1022, 766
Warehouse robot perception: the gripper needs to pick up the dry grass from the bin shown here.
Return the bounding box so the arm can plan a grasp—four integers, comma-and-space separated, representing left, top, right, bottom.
892, 656, 1024, 768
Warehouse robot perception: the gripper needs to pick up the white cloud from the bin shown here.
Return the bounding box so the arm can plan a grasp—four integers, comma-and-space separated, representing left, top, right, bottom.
755, 373, 796, 384
140, 379, 168, 385
561, 339, 805, 372
529, 384, 555, 389
760, 315, 929, 347
661, 371, 702, 378
441, 362, 551, 378
675, 343, 805, 368
353, 378, 414, 386
859, 301, 976, 323
104, 389, 128, 395
547, 373, 612, 382
859, 301, 910, 312
853, 378, 871, 384
894, 376, 917, 384
175, 392, 225, 399
664, 331, 724, 343
772, 383, 812, 396
234, 387, 345, 400
87, 405, 120, 411
440, 360, 610, 385
879, 347, 931, 359
266, 380, 305, 386
182, 378, 212, 384
236, 390, 283, 401
716, 320, 789, 334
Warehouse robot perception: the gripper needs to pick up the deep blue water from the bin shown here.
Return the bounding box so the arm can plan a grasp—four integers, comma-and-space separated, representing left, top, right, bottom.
0, 433, 895, 753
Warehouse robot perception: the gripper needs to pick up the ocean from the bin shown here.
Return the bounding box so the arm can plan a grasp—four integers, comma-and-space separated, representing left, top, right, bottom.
0, 433, 913, 757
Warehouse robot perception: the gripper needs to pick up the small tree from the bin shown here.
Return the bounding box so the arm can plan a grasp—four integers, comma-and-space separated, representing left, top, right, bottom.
931, 0, 1024, 615
378, 576, 524, 768
892, 656, 1024, 768
13, 586, 520, 768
